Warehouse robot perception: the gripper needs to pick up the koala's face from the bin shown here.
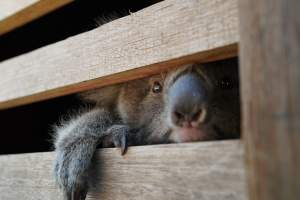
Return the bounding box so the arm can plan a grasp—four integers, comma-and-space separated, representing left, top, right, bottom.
117, 59, 240, 144
117, 73, 166, 134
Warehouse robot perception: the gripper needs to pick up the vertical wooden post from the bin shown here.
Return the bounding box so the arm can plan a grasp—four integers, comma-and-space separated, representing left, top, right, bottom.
239, 0, 300, 199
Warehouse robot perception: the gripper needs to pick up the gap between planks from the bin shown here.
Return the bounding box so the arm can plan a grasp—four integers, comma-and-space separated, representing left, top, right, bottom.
0, 0, 74, 36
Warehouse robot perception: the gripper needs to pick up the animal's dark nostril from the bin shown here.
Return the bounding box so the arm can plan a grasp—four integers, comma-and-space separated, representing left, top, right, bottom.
174, 111, 184, 120
192, 109, 202, 121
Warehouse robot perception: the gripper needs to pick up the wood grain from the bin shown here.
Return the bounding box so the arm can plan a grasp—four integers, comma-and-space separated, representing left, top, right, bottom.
0, 0, 73, 36
239, 0, 300, 199
0, 140, 247, 200
0, 0, 239, 110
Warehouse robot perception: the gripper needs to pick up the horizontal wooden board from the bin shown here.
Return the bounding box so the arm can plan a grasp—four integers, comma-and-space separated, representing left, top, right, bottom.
0, 0, 36, 20
0, 140, 247, 200
0, 0, 239, 110
0, 0, 73, 36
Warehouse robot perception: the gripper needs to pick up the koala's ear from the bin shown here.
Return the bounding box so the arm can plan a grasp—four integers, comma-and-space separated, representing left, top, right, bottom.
78, 84, 122, 107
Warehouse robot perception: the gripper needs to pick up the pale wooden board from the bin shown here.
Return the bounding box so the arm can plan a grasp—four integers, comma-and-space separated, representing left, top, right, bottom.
0, 0, 73, 35
0, 0, 239, 110
0, 140, 247, 200
239, 0, 300, 199
0, 0, 38, 21
0, 0, 36, 19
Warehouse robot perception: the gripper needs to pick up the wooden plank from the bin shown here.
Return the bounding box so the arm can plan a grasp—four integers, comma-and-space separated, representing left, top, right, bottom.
0, 0, 239, 110
0, 0, 73, 36
0, 140, 247, 200
0, 0, 36, 20
239, 0, 300, 199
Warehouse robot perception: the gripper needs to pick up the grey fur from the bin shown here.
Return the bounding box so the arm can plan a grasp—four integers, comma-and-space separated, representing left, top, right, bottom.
53, 59, 240, 200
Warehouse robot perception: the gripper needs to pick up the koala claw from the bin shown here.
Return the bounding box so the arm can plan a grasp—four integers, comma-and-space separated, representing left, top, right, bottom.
114, 131, 128, 155
105, 125, 130, 156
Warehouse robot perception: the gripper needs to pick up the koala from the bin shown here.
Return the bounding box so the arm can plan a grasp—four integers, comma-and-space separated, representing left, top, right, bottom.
53, 58, 240, 200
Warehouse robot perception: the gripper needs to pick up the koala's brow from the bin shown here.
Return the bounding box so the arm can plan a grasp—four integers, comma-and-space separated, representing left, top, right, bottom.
159, 72, 167, 84
160, 72, 167, 80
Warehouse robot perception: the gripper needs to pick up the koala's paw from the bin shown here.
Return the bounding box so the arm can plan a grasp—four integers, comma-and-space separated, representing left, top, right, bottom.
105, 125, 130, 155
54, 146, 93, 200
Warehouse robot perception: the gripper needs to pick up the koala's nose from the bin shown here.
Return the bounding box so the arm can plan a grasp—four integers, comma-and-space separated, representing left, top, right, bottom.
172, 108, 206, 128
168, 73, 208, 127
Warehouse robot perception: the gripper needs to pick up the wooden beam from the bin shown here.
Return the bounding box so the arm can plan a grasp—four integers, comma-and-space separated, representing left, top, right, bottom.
0, 0, 239, 110
0, 0, 73, 36
239, 0, 300, 199
0, 140, 247, 200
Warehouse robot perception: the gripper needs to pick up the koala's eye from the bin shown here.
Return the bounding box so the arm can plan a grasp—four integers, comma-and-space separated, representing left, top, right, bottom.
152, 81, 163, 93
218, 77, 234, 90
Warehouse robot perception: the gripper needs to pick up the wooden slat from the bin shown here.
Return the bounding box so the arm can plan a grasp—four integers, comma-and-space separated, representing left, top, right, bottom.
0, 0, 73, 36
0, 0, 239, 110
0, 0, 36, 20
239, 0, 300, 199
0, 140, 247, 200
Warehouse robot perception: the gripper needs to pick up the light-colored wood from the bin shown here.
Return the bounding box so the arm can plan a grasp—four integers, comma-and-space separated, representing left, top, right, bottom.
239, 0, 300, 199
0, 140, 246, 200
0, 0, 73, 36
0, 0, 36, 20
0, 0, 239, 110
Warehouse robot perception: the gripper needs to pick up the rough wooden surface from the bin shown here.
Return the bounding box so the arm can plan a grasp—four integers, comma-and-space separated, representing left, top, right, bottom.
0, 0, 239, 110
0, 140, 246, 200
0, 0, 73, 36
239, 0, 300, 199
